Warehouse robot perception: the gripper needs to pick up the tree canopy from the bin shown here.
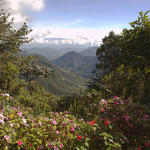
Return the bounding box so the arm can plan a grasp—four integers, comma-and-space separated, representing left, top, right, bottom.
91, 10, 150, 103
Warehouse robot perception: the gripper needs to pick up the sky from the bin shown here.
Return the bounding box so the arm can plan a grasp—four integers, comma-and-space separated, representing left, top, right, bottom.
5, 0, 150, 48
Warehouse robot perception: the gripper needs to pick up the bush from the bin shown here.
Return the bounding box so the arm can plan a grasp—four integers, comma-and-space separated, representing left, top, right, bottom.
0, 94, 150, 149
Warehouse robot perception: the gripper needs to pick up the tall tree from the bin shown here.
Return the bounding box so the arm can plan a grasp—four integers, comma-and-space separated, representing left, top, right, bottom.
0, 8, 52, 94
90, 10, 150, 103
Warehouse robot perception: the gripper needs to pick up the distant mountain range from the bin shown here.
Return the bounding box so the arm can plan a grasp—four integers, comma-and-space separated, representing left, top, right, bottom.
80, 47, 97, 56
22, 46, 97, 61
22, 46, 98, 95
36, 54, 88, 95
53, 51, 98, 78
22, 47, 85, 61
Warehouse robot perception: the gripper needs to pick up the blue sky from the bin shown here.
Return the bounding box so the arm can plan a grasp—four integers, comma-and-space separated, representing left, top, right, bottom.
6, 0, 150, 47
34, 0, 149, 29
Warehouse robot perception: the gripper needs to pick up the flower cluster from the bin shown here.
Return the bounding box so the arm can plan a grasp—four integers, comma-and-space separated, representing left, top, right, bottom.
0, 94, 150, 149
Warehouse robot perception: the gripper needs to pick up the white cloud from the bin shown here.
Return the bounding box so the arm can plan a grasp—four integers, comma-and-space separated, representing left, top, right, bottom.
6, 0, 45, 24
10, 13, 27, 24
28, 27, 123, 47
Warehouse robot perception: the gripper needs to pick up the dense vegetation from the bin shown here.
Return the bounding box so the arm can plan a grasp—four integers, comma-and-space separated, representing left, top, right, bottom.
0, 7, 150, 150
53, 51, 97, 78
90, 11, 150, 104
36, 54, 88, 95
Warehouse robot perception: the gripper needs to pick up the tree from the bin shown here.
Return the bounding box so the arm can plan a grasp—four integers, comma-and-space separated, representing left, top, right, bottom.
0, 7, 57, 114
91, 10, 150, 103
119, 10, 150, 102
0, 8, 53, 94
96, 31, 121, 76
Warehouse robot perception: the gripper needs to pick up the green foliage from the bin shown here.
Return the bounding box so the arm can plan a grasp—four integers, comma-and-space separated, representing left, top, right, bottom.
92, 10, 150, 103
56, 89, 102, 120
0, 10, 31, 93
0, 94, 150, 149
36, 54, 88, 95
53, 51, 97, 78
0, 9, 59, 116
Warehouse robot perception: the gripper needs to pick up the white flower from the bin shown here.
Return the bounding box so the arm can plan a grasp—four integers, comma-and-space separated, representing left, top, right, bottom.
0, 114, 6, 118
5, 93, 10, 97
53, 146, 60, 150
18, 112, 22, 117
0, 114, 6, 123
10, 123, 14, 127
22, 118, 27, 124
4, 135, 9, 141
0, 119, 5, 123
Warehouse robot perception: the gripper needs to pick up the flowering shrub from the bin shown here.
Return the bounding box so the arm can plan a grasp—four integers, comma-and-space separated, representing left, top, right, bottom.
0, 107, 90, 149
0, 93, 150, 149
95, 96, 150, 149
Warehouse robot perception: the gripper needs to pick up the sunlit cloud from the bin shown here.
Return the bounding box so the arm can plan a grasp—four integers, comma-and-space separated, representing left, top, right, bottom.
28, 27, 123, 47
6, 0, 45, 24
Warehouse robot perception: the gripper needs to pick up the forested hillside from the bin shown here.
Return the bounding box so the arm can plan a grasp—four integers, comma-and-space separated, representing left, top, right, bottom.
53, 51, 98, 77
80, 47, 97, 56
35, 54, 88, 95
23, 46, 85, 61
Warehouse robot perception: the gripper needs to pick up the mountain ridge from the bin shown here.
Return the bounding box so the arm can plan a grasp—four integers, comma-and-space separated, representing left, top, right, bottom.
35, 54, 88, 95
53, 51, 98, 78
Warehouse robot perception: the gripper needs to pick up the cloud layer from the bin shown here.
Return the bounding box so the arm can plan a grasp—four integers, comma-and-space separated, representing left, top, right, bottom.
4, 0, 123, 47
28, 27, 122, 47
6, 0, 45, 24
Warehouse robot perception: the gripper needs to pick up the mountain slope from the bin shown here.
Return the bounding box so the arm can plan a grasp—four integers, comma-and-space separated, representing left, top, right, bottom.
53, 51, 98, 78
35, 54, 88, 95
23, 47, 63, 61
80, 47, 97, 57
22, 47, 84, 61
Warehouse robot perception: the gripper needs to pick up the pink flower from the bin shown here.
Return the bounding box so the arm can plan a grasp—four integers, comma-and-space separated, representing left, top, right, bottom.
68, 120, 72, 124
60, 143, 63, 149
70, 126, 75, 132
52, 120, 57, 125
128, 123, 133, 128
101, 107, 105, 112
53, 146, 59, 150
124, 115, 130, 121
113, 96, 119, 100
144, 114, 149, 120
48, 142, 51, 148
17, 140, 23, 145
18, 112, 22, 117
144, 142, 149, 147
4, 135, 9, 141
63, 132, 66, 136
1, 108, 5, 113
62, 122, 66, 126
44, 117, 48, 120
99, 117, 103, 121
137, 147, 141, 150
114, 101, 119, 105
56, 130, 59, 134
